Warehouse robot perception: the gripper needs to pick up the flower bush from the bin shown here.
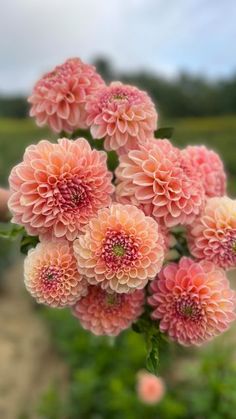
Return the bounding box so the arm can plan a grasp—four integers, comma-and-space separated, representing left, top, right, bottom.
3, 57, 236, 376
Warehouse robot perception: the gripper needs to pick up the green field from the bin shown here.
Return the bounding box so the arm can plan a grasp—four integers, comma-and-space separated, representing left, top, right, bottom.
0, 115, 235, 194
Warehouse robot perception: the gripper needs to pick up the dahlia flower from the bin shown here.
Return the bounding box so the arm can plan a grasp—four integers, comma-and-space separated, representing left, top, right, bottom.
73, 204, 165, 293
115, 139, 205, 227
28, 58, 105, 133
148, 257, 236, 346
188, 197, 236, 269
72, 285, 144, 336
137, 371, 165, 405
24, 240, 87, 308
8, 138, 113, 241
0, 187, 10, 221
86, 81, 157, 154
183, 145, 226, 197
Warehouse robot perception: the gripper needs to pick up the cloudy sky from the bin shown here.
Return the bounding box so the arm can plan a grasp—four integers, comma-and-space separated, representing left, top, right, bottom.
1, 0, 236, 94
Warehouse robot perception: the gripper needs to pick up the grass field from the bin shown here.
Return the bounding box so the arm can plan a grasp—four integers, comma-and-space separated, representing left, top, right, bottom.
0, 115, 235, 194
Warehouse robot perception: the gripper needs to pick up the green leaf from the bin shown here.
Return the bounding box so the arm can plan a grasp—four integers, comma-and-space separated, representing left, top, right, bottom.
155, 127, 174, 139
146, 334, 159, 375
0, 223, 24, 240
20, 233, 39, 255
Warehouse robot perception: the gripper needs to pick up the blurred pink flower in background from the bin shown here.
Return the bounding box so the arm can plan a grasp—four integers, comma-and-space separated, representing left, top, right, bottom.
188, 196, 236, 269
183, 145, 226, 197
0, 187, 10, 221
116, 139, 205, 227
28, 58, 105, 133
74, 203, 165, 293
24, 240, 87, 307
8, 138, 113, 241
72, 285, 144, 336
86, 82, 157, 154
136, 371, 165, 404
148, 257, 236, 346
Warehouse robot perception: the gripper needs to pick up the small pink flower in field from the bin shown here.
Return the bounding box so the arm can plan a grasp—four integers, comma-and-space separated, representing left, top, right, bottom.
8, 138, 113, 241
115, 139, 205, 227
188, 197, 236, 269
28, 58, 105, 133
24, 240, 87, 308
137, 371, 165, 404
72, 285, 144, 336
183, 145, 226, 197
0, 187, 10, 221
73, 204, 165, 293
148, 257, 236, 346
86, 82, 157, 154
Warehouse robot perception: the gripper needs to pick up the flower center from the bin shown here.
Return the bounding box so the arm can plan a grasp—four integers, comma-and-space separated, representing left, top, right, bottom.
106, 293, 121, 306
40, 265, 63, 289
101, 229, 140, 271
111, 93, 128, 101
232, 241, 236, 252
175, 296, 202, 322
55, 177, 89, 212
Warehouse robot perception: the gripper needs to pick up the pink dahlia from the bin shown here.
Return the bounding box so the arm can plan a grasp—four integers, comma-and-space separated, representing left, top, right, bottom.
137, 371, 165, 405
8, 138, 113, 241
72, 285, 144, 336
183, 145, 226, 197
28, 58, 105, 133
73, 204, 165, 293
188, 197, 236, 269
115, 139, 205, 227
0, 187, 10, 221
24, 240, 87, 308
148, 257, 236, 346
86, 81, 157, 154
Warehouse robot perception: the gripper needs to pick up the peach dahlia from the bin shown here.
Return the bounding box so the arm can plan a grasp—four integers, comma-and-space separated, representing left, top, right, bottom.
72, 285, 144, 336
148, 257, 236, 346
8, 138, 113, 241
24, 240, 87, 308
86, 82, 157, 154
188, 196, 236, 269
28, 58, 105, 133
73, 204, 165, 293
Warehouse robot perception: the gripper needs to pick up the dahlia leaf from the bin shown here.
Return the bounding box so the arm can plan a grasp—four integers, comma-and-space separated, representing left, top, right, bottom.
146, 334, 159, 375
20, 233, 39, 255
155, 127, 174, 139
0, 223, 24, 240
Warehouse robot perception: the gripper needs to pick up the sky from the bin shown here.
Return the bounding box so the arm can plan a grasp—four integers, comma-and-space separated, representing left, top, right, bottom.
0, 0, 236, 94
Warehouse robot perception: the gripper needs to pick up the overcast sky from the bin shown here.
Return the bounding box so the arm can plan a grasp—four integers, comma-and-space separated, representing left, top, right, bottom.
0, 0, 236, 94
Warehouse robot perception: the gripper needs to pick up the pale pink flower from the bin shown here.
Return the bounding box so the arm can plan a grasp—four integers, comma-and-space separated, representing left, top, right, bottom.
28, 58, 105, 133
188, 197, 236, 269
137, 371, 165, 404
8, 138, 113, 241
0, 187, 10, 221
86, 82, 157, 154
148, 257, 236, 346
73, 204, 165, 293
183, 145, 226, 197
72, 285, 144, 336
24, 240, 87, 308
115, 139, 205, 228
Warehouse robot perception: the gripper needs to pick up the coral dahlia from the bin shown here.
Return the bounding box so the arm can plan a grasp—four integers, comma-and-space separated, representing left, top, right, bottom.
73, 204, 165, 293
86, 82, 157, 154
148, 257, 236, 346
183, 145, 226, 197
188, 196, 236, 269
28, 58, 105, 133
8, 138, 113, 241
115, 139, 205, 227
137, 371, 165, 404
24, 240, 87, 308
72, 285, 144, 336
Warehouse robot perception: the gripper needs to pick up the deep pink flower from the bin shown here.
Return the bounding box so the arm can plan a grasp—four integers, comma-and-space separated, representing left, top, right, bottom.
137, 371, 165, 404
73, 204, 165, 293
86, 82, 157, 154
115, 139, 205, 227
72, 285, 144, 336
8, 138, 113, 241
148, 257, 236, 346
188, 197, 236, 269
24, 240, 87, 308
183, 145, 226, 197
28, 58, 105, 133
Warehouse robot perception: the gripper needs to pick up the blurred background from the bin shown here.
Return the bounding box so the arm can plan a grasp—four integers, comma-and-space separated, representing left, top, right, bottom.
0, 1, 236, 418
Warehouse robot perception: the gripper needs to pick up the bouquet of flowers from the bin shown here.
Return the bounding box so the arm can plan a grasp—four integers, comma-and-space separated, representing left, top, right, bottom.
3, 58, 236, 374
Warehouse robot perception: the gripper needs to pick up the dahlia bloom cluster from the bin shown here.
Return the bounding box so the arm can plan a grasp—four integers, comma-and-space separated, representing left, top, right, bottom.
6, 57, 236, 354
